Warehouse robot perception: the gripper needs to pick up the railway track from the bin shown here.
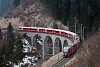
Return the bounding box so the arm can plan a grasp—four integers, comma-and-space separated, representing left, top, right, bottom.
52, 45, 81, 67
52, 57, 69, 67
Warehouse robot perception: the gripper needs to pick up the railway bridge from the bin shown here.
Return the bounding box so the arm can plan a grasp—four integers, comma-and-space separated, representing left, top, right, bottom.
18, 27, 79, 59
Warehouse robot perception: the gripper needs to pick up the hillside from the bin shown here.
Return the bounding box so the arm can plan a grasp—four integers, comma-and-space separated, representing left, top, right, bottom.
0, 0, 68, 30
64, 32, 100, 67
0, 0, 51, 28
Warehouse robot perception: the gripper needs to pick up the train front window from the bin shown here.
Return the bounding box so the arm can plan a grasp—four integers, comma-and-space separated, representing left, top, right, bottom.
63, 47, 68, 52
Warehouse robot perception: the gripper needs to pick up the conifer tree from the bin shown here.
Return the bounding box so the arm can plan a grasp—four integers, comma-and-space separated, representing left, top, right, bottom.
14, 37, 23, 62
7, 23, 13, 33
7, 23, 14, 53
7, 23, 14, 41
8, 40, 14, 53
14, 44, 23, 61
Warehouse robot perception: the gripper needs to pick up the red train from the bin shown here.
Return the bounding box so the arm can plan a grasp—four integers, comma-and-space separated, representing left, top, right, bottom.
63, 39, 80, 57
19, 27, 75, 39
19, 27, 80, 57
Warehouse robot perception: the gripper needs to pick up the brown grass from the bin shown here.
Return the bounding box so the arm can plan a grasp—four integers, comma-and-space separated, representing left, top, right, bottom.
64, 32, 100, 67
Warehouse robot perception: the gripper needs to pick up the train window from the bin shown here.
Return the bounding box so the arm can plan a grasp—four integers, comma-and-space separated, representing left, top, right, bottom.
64, 33, 68, 37
39, 29, 45, 32
31, 28, 38, 32
61, 32, 68, 37
19, 28, 22, 31
23, 28, 30, 31
61, 32, 65, 36
54, 31, 59, 34
47, 30, 54, 34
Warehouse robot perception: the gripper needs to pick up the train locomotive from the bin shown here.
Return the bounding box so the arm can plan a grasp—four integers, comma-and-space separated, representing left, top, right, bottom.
63, 34, 80, 57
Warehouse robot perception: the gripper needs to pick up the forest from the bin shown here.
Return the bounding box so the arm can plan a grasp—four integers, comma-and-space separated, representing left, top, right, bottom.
42, 0, 100, 35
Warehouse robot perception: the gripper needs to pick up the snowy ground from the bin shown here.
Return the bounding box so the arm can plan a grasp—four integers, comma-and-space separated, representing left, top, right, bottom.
5, 37, 43, 67
13, 39, 38, 67
13, 55, 37, 67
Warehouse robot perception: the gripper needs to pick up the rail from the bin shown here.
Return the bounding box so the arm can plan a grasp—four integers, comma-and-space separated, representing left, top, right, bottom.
52, 57, 66, 67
